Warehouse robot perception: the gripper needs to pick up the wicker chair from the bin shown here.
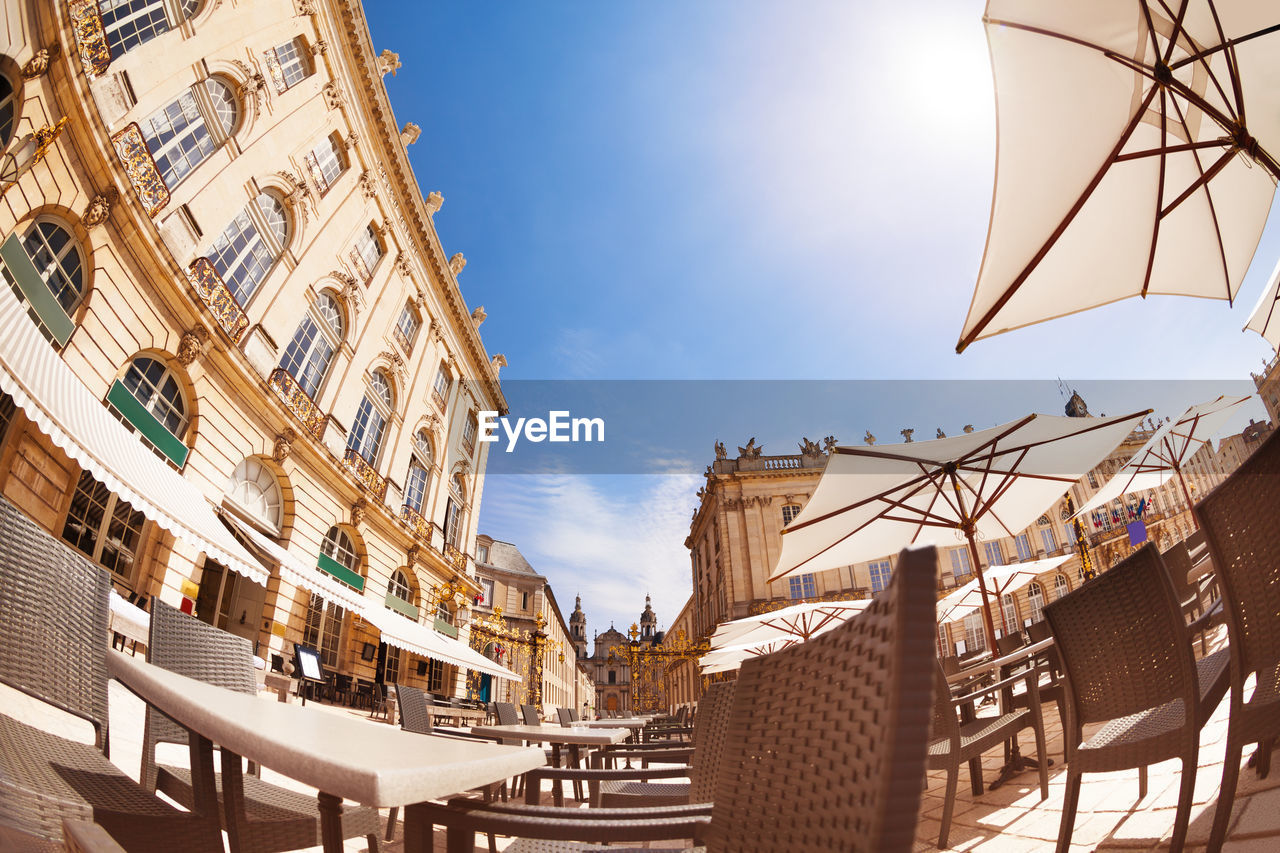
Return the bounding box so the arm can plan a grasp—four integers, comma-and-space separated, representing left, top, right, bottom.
1159, 541, 1215, 655
1197, 427, 1280, 852
927, 641, 1050, 848
556, 707, 573, 727
1045, 542, 1229, 853
414, 544, 939, 852
520, 703, 542, 725
141, 599, 382, 853
0, 495, 224, 852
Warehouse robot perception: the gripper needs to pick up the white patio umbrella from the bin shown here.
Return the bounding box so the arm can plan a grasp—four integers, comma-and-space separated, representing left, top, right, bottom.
1244, 256, 1280, 350
698, 638, 797, 675
769, 411, 1149, 649
1073, 394, 1252, 526
958, 1, 1280, 352
707, 599, 873, 651
935, 556, 1070, 626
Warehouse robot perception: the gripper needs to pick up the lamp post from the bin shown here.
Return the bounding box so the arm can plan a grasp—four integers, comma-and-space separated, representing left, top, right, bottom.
0, 118, 68, 197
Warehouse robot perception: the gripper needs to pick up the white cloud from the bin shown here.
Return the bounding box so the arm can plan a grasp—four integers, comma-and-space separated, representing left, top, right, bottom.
478, 473, 700, 641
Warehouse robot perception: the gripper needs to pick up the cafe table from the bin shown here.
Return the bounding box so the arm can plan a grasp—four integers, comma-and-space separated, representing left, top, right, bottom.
469, 723, 630, 803
573, 717, 649, 743
108, 650, 545, 852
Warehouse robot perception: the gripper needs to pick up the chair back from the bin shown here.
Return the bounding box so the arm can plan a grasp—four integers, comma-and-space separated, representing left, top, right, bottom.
1159, 542, 1195, 601
1044, 543, 1194, 730
556, 707, 573, 727
396, 683, 435, 735
520, 703, 541, 725
0, 495, 112, 751
1197, 428, 1280, 681
687, 680, 737, 803
1184, 528, 1206, 556
142, 599, 256, 788
707, 545, 937, 853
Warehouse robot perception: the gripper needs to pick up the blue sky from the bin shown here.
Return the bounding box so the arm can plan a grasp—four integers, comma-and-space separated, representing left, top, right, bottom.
365, 1, 1280, 636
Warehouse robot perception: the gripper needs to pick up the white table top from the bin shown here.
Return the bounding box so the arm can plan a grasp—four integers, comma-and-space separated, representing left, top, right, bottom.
469, 723, 630, 746
108, 650, 544, 806
576, 717, 647, 729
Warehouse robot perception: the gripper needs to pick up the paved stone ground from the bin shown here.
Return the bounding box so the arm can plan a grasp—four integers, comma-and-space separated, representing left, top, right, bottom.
4, 622, 1276, 852
913, 624, 1280, 853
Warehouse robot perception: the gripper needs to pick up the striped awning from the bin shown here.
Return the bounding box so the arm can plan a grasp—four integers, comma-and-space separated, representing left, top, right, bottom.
361, 605, 522, 682
0, 281, 267, 586
219, 510, 368, 613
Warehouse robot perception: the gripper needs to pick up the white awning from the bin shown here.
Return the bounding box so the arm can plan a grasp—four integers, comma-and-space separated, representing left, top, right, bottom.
219, 510, 368, 614
361, 605, 522, 682
0, 282, 267, 586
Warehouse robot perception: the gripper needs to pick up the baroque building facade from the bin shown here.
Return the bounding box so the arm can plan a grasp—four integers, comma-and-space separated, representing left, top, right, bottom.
0, 0, 511, 699
668, 398, 1268, 705
470, 535, 596, 716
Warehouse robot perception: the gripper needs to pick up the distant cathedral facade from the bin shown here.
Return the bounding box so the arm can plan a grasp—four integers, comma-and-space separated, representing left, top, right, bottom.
573, 594, 665, 714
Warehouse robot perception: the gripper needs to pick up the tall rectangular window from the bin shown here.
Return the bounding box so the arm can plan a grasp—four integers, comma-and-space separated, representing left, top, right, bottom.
1040, 527, 1057, 554
869, 559, 892, 593
983, 541, 1004, 567
1015, 533, 1033, 562
781, 504, 802, 525
787, 573, 816, 599
950, 548, 972, 579
403, 460, 430, 514
142, 90, 215, 188
100, 0, 173, 59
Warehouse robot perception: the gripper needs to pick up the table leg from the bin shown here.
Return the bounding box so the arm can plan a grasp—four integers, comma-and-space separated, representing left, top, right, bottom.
403, 801, 432, 853
317, 791, 345, 853
569, 744, 584, 802
185, 731, 223, 843
220, 747, 247, 852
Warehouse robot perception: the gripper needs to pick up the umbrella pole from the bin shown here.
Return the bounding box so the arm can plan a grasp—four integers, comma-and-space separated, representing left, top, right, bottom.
965, 530, 1000, 652
1174, 463, 1200, 530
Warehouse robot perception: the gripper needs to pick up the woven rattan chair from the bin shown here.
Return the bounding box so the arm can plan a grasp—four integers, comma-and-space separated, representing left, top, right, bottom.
556, 707, 574, 727
1160, 541, 1214, 655
927, 644, 1050, 848
1197, 428, 1280, 852
1045, 542, 1229, 853
0, 495, 223, 852
414, 544, 939, 852
520, 703, 542, 725
141, 599, 382, 853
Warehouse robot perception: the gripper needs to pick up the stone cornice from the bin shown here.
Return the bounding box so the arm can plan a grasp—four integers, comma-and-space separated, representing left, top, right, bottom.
328, 0, 507, 414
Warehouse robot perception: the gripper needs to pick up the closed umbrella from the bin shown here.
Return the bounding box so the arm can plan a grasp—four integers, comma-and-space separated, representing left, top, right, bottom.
958, 1, 1280, 352
1073, 394, 1252, 527
770, 411, 1149, 649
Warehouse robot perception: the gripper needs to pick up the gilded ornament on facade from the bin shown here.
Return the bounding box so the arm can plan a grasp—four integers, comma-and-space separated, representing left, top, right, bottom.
82, 187, 118, 228
342, 447, 388, 501
69, 1, 110, 78
186, 257, 248, 342
111, 123, 170, 217
21, 43, 61, 79
400, 504, 430, 541
267, 367, 326, 441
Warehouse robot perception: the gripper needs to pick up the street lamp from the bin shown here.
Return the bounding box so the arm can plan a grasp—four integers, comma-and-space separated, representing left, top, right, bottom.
1, 118, 68, 197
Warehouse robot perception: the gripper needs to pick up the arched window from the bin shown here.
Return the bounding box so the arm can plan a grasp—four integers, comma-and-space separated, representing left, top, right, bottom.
1027, 582, 1046, 623
279, 292, 343, 398
1001, 593, 1020, 635
0, 71, 16, 148
1053, 573, 1071, 602
347, 371, 392, 465
226, 457, 282, 533
306, 134, 344, 193
444, 472, 466, 549
321, 525, 359, 575
388, 568, 413, 603
99, 0, 201, 59
141, 78, 237, 189
62, 470, 146, 580
208, 193, 287, 305
20, 219, 86, 314
781, 504, 802, 526
350, 224, 382, 282
394, 302, 420, 352
107, 355, 190, 467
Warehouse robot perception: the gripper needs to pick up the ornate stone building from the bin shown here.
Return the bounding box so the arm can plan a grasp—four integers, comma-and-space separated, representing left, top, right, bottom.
577, 595, 694, 714
470, 535, 596, 715
0, 0, 512, 699
669, 399, 1265, 704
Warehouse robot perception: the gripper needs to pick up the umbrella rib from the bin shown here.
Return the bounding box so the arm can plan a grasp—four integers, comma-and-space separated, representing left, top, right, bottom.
783, 470, 940, 533
1165, 93, 1234, 299
1159, 148, 1235, 220
1114, 140, 1228, 162
1168, 21, 1280, 73
957, 79, 1156, 352
909, 466, 952, 545
1142, 86, 1169, 298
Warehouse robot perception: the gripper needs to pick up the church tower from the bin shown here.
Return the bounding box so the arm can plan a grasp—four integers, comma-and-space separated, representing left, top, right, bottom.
569, 594, 588, 660
639, 594, 657, 643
